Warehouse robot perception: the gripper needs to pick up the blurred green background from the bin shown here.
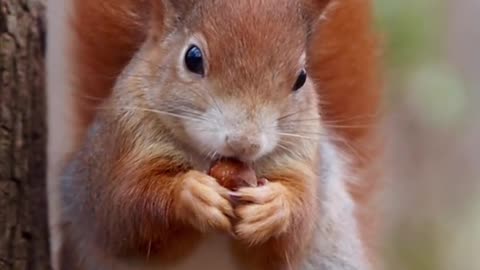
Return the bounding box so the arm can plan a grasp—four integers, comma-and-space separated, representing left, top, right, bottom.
374, 0, 480, 269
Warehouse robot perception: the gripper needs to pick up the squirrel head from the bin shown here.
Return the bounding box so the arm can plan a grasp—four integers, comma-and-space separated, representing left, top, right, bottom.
122, 0, 332, 162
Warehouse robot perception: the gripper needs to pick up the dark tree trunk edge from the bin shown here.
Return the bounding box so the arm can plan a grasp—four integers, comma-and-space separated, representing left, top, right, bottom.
0, 0, 50, 269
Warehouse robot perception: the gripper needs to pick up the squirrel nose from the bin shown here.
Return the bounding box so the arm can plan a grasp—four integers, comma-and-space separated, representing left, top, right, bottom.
225, 135, 261, 159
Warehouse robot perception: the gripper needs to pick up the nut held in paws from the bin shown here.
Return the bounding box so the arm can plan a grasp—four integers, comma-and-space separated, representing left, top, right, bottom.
209, 159, 257, 190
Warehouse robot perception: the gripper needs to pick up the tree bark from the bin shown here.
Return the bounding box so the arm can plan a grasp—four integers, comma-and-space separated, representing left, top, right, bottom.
0, 0, 50, 269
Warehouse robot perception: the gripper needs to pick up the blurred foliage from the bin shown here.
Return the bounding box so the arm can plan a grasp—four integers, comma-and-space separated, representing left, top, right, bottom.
373, 0, 468, 129
374, 0, 443, 69
407, 62, 467, 128
373, 0, 478, 269
385, 222, 445, 270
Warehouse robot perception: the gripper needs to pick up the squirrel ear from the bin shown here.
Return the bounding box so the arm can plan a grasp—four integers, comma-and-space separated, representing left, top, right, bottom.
167, 0, 196, 15
302, 0, 334, 28
151, 0, 196, 23
150, 0, 196, 35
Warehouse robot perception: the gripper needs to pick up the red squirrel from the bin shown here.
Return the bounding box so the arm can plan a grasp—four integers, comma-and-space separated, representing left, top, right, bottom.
52, 0, 382, 269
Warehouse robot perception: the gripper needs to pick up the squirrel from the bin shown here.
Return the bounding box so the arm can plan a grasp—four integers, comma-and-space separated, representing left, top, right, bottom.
53, 0, 382, 269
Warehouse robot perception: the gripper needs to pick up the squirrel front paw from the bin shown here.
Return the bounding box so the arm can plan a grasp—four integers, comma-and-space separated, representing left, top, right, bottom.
232, 181, 293, 245
175, 170, 235, 233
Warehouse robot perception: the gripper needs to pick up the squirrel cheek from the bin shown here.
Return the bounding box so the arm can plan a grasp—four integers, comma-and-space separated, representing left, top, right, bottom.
183, 120, 227, 154
258, 132, 278, 157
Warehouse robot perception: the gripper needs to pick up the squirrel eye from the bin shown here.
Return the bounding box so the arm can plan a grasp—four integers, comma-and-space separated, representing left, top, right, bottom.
185, 45, 205, 76
293, 69, 307, 91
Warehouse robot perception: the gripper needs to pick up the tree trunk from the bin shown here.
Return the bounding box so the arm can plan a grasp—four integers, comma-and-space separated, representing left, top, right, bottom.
0, 0, 50, 269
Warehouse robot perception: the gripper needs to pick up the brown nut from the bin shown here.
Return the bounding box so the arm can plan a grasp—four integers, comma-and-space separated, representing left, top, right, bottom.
209, 159, 257, 190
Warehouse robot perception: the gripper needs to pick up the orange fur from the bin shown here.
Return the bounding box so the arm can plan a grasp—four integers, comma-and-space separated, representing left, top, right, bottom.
232, 160, 319, 269
308, 0, 383, 264
59, 107, 210, 267
66, 0, 382, 268
70, 0, 149, 145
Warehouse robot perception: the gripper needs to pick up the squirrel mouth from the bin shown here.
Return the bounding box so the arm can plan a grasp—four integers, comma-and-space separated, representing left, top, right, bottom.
208, 157, 236, 172
207, 157, 258, 189
208, 157, 254, 174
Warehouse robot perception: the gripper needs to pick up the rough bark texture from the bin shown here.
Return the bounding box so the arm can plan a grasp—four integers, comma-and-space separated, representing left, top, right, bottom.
0, 0, 49, 269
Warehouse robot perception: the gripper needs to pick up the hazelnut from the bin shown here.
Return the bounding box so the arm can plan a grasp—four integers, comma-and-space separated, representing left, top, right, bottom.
209, 159, 257, 190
